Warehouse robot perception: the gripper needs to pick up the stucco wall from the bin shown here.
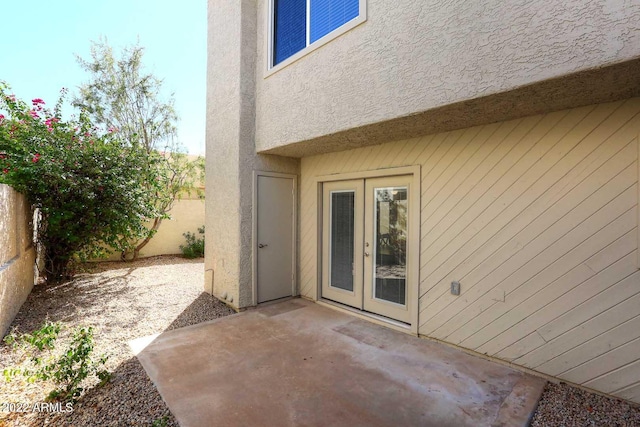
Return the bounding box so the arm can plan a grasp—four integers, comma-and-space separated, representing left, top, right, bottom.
206, 0, 299, 309
140, 197, 205, 258
138, 155, 207, 257
0, 185, 36, 337
100, 196, 206, 261
255, 0, 640, 155
300, 98, 640, 402
102, 154, 207, 261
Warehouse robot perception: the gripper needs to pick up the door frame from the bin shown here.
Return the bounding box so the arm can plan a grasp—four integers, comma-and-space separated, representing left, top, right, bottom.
315, 165, 421, 334
252, 171, 298, 306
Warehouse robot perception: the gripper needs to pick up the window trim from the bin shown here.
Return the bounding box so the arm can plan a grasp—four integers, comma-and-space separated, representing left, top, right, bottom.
266, 0, 367, 77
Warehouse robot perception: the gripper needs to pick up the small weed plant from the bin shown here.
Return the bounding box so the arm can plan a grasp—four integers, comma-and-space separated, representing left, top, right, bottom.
180, 226, 205, 259
3, 322, 111, 402
152, 415, 171, 427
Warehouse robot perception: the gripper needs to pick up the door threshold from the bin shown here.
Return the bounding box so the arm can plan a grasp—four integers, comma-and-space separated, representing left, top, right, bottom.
258, 295, 296, 306
317, 298, 414, 335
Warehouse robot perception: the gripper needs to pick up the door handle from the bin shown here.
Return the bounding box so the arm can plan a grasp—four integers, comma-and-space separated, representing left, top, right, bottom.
364, 252, 370, 257
258, 243, 268, 248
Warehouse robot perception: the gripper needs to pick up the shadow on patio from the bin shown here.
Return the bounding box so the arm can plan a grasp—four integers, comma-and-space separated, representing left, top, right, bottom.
134, 298, 546, 427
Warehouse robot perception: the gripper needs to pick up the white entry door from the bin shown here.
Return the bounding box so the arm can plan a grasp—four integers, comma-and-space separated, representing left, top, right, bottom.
256, 174, 295, 304
322, 175, 412, 323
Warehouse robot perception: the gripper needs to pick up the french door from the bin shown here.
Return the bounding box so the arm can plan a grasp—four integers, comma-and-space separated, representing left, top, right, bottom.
321, 176, 412, 323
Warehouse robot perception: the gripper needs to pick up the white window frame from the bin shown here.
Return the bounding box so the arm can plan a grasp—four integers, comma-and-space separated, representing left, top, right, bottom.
266, 0, 367, 76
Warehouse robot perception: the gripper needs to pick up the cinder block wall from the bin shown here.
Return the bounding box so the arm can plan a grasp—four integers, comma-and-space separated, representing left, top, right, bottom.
0, 184, 36, 337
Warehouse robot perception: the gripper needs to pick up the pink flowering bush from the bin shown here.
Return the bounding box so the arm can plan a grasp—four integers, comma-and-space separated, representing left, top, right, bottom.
0, 82, 164, 282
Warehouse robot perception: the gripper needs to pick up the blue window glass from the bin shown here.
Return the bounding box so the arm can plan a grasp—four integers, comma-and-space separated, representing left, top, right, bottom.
273, 0, 307, 65
310, 0, 359, 43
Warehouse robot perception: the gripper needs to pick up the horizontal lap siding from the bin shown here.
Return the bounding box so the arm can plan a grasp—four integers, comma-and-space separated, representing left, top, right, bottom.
299, 98, 640, 402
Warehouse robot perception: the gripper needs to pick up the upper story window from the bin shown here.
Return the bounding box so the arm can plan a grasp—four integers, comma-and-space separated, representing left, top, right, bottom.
270, 0, 365, 70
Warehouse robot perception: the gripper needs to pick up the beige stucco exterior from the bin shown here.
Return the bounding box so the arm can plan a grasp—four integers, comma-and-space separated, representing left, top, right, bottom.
207, 0, 640, 402
139, 154, 208, 258
102, 155, 207, 261
101, 198, 206, 261
138, 197, 206, 258
255, 0, 640, 157
206, 0, 298, 308
0, 185, 36, 336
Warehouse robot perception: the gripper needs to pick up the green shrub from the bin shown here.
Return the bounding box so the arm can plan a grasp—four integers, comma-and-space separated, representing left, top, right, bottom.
3, 322, 111, 402
152, 416, 170, 427
180, 226, 204, 259
0, 83, 164, 282
3, 321, 61, 351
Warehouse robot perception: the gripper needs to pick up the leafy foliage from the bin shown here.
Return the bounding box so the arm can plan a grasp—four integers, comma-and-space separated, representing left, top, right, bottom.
3, 321, 61, 352
3, 323, 110, 402
74, 38, 177, 154
151, 416, 171, 427
0, 83, 163, 281
180, 226, 205, 259
74, 39, 204, 260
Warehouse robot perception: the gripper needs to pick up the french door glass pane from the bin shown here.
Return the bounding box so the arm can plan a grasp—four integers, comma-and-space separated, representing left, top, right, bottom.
374, 187, 407, 305
330, 191, 355, 291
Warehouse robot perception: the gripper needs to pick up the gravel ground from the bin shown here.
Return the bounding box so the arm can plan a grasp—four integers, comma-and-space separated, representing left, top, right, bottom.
0, 256, 234, 427
531, 382, 640, 426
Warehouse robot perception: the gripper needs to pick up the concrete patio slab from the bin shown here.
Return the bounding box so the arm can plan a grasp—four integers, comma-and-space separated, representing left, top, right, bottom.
135, 299, 546, 427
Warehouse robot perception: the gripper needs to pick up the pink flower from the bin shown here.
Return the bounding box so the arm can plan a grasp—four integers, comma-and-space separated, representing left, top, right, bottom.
44, 117, 59, 132
107, 126, 118, 133
29, 110, 39, 119
0, 114, 4, 123
32, 153, 41, 163
32, 98, 45, 105
2, 168, 8, 174
7, 94, 15, 102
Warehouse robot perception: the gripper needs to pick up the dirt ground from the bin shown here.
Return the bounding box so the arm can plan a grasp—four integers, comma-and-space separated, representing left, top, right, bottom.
0, 256, 234, 427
